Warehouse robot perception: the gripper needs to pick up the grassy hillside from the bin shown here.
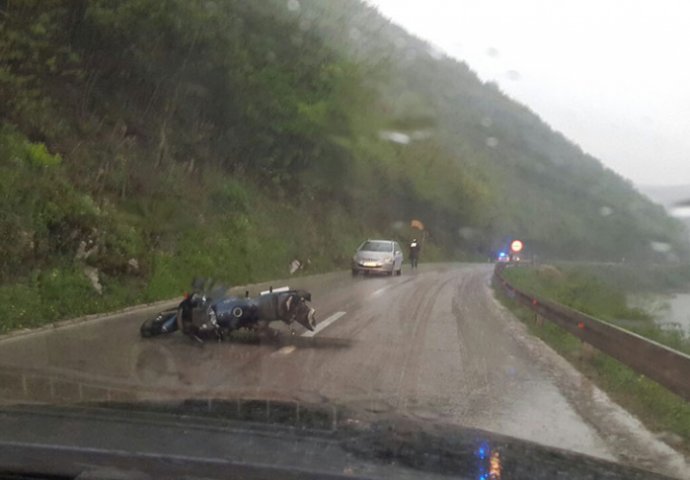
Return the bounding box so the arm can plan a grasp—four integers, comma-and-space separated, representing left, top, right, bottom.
0, 0, 686, 330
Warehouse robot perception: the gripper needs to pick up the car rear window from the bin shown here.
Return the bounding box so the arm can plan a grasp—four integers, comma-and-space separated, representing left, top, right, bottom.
360, 241, 393, 252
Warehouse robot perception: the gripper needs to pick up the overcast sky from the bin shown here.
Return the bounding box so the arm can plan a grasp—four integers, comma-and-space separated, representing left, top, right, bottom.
366, 0, 690, 187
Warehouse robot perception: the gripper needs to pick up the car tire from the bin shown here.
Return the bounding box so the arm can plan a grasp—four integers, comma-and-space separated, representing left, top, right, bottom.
396, 268, 402, 276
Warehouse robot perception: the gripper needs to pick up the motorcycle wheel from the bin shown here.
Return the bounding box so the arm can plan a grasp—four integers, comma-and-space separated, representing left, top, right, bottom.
140, 318, 156, 338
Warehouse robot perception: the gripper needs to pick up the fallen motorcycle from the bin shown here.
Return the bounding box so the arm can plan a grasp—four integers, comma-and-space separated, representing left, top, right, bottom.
140, 280, 316, 341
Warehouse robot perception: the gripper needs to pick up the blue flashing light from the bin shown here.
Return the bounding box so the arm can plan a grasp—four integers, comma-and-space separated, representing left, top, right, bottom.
475, 441, 492, 480
476, 441, 489, 459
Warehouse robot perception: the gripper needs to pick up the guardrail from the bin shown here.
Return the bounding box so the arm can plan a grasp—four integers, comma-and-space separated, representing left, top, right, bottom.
494, 263, 690, 402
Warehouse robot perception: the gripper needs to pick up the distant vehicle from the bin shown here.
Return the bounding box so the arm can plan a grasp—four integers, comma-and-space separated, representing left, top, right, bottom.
496, 251, 521, 263
352, 239, 404, 276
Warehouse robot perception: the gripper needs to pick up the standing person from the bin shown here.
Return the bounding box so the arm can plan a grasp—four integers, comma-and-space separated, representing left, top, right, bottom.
409, 238, 421, 269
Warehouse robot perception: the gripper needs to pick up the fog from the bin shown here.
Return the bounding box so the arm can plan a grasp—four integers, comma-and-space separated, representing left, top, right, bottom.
367, 0, 690, 187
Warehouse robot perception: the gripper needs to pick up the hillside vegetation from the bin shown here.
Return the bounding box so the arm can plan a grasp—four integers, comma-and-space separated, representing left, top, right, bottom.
0, 0, 685, 330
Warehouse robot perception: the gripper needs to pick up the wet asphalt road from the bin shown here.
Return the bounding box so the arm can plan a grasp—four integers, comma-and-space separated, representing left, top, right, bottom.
0, 263, 687, 478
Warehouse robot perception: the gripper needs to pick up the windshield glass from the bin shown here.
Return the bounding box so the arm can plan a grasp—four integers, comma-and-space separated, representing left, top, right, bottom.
0, 1, 689, 479
359, 241, 394, 252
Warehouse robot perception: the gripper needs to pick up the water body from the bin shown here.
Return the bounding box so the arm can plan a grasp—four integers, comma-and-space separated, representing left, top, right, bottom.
627, 293, 690, 338
656, 292, 690, 337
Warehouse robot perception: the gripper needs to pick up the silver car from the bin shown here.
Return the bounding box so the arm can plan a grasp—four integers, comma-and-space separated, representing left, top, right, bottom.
351, 240, 404, 276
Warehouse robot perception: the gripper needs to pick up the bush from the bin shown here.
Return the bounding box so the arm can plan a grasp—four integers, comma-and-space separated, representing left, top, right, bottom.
37, 267, 101, 320
0, 283, 39, 332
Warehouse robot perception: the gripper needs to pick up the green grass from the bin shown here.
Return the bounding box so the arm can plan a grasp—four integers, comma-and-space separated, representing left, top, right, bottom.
0, 266, 146, 331
554, 262, 690, 293
494, 273, 690, 453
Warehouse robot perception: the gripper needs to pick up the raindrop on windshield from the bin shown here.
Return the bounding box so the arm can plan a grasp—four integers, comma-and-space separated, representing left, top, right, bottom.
458, 227, 478, 240
410, 130, 432, 141
506, 70, 521, 81
481, 116, 493, 128
379, 131, 411, 145
486, 137, 498, 148
670, 205, 690, 218
427, 45, 444, 60
486, 47, 499, 58
401, 48, 418, 65
299, 18, 311, 32
286, 0, 300, 12
650, 241, 672, 253
599, 206, 613, 217
291, 34, 303, 47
